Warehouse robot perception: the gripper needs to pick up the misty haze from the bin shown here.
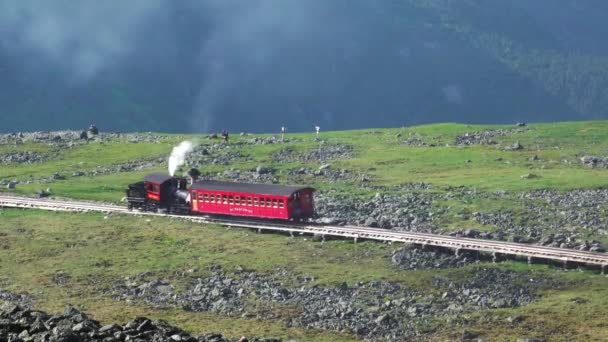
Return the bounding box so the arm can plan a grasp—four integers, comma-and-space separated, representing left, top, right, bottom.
2, 0, 608, 133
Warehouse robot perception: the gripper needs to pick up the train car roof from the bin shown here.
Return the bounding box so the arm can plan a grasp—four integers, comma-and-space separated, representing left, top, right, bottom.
191, 180, 314, 197
144, 173, 173, 184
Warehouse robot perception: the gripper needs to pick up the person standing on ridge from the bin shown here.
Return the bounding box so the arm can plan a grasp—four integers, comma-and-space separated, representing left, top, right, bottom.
281, 125, 286, 142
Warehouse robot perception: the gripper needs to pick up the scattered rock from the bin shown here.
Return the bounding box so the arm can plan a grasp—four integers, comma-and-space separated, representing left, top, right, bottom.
455, 129, 527, 146
0, 151, 50, 164
255, 165, 273, 175
52, 173, 65, 180
106, 266, 556, 341
0, 304, 272, 342
272, 143, 353, 163
391, 246, 476, 270
505, 141, 524, 151
315, 192, 435, 231
580, 155, 608, 168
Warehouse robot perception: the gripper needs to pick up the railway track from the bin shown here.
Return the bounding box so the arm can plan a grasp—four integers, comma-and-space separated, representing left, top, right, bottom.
1, 194, 608, 271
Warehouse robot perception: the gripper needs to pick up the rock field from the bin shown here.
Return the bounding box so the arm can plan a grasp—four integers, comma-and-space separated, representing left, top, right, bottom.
454, 128, 528, 146
0, 303, 274, 342
0, 151, 51, 165
314, 188, 608, 252
105, 265, 557, 341
391, 246, 478, 270
271, 143, 353, 163
0, 130, 173, 146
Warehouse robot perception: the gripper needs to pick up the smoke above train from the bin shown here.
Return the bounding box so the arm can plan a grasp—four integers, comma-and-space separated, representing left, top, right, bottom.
168, 140, 195, 176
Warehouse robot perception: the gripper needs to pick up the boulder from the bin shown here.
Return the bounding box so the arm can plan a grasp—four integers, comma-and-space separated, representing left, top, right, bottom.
255, 165, 272, 174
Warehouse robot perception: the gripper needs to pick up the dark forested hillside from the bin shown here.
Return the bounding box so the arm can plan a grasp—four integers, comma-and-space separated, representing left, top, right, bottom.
1, 0, 608, 133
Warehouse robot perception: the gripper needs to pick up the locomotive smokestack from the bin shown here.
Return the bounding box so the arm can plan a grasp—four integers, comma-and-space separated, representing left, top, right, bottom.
187, 168, 201, 185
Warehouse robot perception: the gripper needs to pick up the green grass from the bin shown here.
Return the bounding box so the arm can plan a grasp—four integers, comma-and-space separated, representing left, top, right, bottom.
0, 209, 436, 340
3, 121, 608, 201
1, 209, 608, 340
4, 121, 608, 339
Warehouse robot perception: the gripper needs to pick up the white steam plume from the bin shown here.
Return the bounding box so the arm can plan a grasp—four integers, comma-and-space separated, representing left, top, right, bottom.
168, 141, 195, 176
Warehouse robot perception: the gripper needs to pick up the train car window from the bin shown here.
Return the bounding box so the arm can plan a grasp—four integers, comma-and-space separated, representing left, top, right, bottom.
153, 185, 160, 193
294, 192, 300, 200
265, 198, 271, 207
229, 196, 234, 204
235, 196, 240, 204
247, 197, 252, 205
272, 199, 278, 208
203, 194, 209, 202
279, 200, 284, 208
198, 193, 203, 201
146, 184, 153, 191
222, 195, 227, 204
253, 198, 259, 206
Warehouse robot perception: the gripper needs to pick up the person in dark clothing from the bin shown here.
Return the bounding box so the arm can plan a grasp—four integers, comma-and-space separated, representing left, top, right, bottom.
221, 130, 229, 143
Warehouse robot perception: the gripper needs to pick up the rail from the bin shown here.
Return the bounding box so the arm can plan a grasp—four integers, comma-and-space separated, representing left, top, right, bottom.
1, 195, 607, 270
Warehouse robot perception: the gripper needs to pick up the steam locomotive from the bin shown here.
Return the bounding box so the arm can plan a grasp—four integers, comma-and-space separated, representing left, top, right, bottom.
126, 170, 315, 221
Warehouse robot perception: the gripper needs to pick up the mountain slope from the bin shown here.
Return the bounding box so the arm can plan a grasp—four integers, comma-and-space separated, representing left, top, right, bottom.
1, 0, 608, 133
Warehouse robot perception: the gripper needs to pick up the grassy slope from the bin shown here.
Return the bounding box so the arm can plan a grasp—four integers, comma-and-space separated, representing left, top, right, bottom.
3, 121, 608, 200
2, 121, 608, 340
1, 209, 607, 341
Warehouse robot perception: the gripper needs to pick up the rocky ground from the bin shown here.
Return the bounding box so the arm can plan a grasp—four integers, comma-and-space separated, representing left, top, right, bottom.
580, 155, 608, 168
397, 132, 431, 147
0, 157, 167, 187
271, 143, 353, 163
0, 304, 275, 342
0, 130, 172, 146
0, 151, 51, 165
315, 192, 436, 231
314, 188, 608, 251
0, 289, 31, 308
454, 128, 528, 146
390, 245, 478, 270
106, 265, 557, 341
0, 130, 176, 185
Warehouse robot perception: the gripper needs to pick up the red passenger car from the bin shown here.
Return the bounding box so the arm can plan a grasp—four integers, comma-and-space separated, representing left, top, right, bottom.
190, 180, 315, 220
